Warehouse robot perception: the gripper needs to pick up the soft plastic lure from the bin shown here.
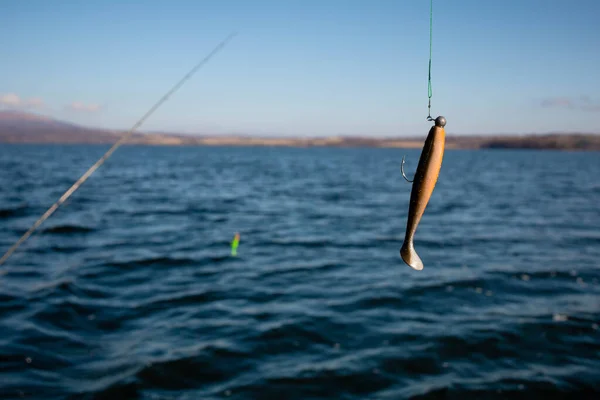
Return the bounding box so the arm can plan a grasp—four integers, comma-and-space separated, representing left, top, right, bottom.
399, 116, 446, 270
398, 0, 447, 271
231, 233, 240, 256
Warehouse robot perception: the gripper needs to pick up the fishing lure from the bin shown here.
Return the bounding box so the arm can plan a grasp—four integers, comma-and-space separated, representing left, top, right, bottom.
231, 232, 240, 256
399, 0, 446, 271
399, 116, 446, 270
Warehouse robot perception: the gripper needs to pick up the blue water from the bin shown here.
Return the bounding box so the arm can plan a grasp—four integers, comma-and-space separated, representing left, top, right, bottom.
1, 144, 599, 399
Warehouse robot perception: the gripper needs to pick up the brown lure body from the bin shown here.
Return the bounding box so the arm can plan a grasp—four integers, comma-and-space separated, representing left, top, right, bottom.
400, 116, 446, 270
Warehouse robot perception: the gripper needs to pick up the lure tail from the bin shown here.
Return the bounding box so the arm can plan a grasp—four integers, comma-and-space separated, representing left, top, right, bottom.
400, 239, 424, 271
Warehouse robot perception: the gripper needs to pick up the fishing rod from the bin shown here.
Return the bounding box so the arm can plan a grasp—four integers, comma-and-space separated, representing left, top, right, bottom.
0, 32, 238, 268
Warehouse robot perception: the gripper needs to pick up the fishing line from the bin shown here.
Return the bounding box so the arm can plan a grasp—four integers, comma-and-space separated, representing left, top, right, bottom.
426, 0, 434, 121
0, 32, 238, 267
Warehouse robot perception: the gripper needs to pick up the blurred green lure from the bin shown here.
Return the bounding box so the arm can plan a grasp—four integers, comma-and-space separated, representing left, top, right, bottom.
231, 232, 240, 256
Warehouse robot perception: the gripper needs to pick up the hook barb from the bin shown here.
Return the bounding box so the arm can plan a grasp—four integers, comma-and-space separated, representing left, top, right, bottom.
401, 155, 414, 183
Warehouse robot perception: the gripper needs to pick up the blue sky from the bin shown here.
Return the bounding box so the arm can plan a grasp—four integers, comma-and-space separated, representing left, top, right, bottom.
1, 0, 599, 136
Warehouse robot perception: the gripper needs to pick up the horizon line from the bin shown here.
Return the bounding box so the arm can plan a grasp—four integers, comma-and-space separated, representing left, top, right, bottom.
1, 109, 600, 139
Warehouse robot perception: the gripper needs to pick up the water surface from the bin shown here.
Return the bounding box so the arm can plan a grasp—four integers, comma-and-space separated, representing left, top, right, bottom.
1, 144, 599, 399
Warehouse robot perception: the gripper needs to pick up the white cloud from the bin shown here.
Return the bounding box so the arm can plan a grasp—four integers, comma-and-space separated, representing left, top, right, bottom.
67, 101, 103, 112
0, 93, 45, 109
0, 93, 20, 106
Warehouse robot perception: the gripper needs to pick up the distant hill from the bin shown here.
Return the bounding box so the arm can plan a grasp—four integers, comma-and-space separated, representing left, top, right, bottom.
1, 110, 599, 150
0, 110, 122, 144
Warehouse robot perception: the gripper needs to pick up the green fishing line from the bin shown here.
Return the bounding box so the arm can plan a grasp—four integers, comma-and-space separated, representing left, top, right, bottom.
427, 0, 434, 121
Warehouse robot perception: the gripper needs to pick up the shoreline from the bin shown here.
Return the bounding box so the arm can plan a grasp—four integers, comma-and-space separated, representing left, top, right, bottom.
1, 111, 599, 151
2, 133, 600, 151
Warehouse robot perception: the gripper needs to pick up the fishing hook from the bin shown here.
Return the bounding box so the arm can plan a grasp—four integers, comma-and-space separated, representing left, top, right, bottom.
401, 155, 414, 183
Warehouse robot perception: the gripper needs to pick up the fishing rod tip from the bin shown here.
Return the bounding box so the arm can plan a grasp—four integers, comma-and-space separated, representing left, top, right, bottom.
434, 116, 446, 128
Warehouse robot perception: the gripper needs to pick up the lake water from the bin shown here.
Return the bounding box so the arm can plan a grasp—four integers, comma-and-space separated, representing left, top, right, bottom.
1, 144, 599, 399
